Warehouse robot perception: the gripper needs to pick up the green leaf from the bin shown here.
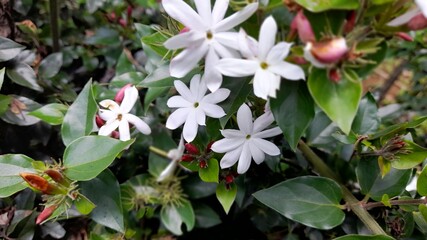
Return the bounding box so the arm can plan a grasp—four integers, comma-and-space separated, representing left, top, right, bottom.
198, 158, 219, 183
193, 203, 221, 228
0, 67, 5, 90
63, 136, 134, 181
305, 10, 347, 40
371, 0, 395, 4
38, 52, 63, 79
160, 201, 195, 235
61, 80, 97, 146
216, 181, 237, 214
0, 94, 12, 115
351, 93, 380, 135
144, 87, 169, 113
1, 95, 41, 126
6, 63, 42, 92
356, 158, 412, 201
85, 27, 120, 46
80, 169, 124, 233
333, 235, 395, 240
28, 103, 68, 125
271, 80, 314, 151
111, 72, 146, 87
308, 68, 362, 134
417, 165, 427, 196
295, 0, 359, 12
141, 31, 171, 59
148, 126, 176, 177
391, 141, 427, 169
369, 116, 427, 140
0, 36, 25, 61
414, 211, 427, 234
0, 154, 35, 198
253, 176, 344, 230
182, 175, 217, 199
74, 194, 96, 215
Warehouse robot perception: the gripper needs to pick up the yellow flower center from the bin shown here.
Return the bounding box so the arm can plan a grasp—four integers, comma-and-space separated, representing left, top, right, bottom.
206, 31, 213, 40
194, 102, 199, 108
260, 62, 269, 70
117, 114, 123, 121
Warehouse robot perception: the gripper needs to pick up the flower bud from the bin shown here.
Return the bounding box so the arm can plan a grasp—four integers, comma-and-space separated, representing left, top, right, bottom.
181, 154, 194, 162
407, 13, 427, 30
111, 131, 120, 139
328, 69, 341, 83
36, 205, 57, 225
118, 18, 127, 28
114, 84, 132, 104
95, 115, 105, 128
20, 173, 64, 195
185, 143, 199, 155
225, 174, 234, 184
395, 32, 414, 42
180, 27, 190, 34
205, 141, 214, 153
293, 10, 315, 43
344, 11, 357, 33
44, 169, 71, 187
199, 160, 207, 169
305, 38, 348, 66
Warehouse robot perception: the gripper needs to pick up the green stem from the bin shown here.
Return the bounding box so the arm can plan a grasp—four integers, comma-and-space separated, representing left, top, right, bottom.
49, 0, 60, 52
298, 140, 387, 235
149, 146, 169, 158
364, 198, 427, 210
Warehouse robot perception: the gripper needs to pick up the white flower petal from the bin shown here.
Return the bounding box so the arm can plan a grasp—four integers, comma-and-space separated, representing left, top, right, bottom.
269, 62, 305, 81
237, 29, 255, 59
173, 80, 194, 102
166, 108, 191, 129
214, 2, 259, 32
119, 120, 131, 141
237, 103, 253, 135
203, 48, 223, 92
99, 119, 120, 136
216, 58, 258, 77
190, 74, 207, 100
212, 0, 229, 25
194, 0, 212, 25
266, 42, 292, 64
252, 138, 281, 156
237, 142, 252, 174
183, 110, 198, 142
99, 109, 116, 121
221, 129, 246, 138
219, 146, 242, 169
162, 0, 206, 31
99, 100, 120, 112
253, 112, 275, 133
120, 86, 138, 113
387, 7, 421, 26
303, 43, 327, 68
249, 141, 265, 164
164, 31, 204, 50
215, 32, 239, 50
253, 126, 282, 139
170, 42, 208, 78
125, 114, 151, 135
258, 16, 277, 60
157, 161, 178, 182
253, 69, 275, 100
211, 138, 245, 153
196, 108, 206, 126
212, 41, 236, 58
202, 88, 230, 104
167, 96, 192, 108
202, 103, 226, 118
416, 0, 427, 18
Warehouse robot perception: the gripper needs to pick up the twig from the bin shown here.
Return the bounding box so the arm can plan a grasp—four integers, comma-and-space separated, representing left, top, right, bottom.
378, 59, 408, 104
363, 198, 427, 210
49, 0, 60, 51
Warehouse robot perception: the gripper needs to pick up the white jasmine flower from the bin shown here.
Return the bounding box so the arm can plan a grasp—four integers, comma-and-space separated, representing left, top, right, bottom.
162, 0, 258, 92
216, 16, 305, 100
211, 103, 282, 174
98, 86, 151, 141
166, 74, 230, 142
157, 136, 185, 182
387, 0, 427, 27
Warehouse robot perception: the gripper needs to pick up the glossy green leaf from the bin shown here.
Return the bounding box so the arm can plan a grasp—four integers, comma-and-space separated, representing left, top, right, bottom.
85, 27, 120, 46
80, 169, 124, 233
0, 94, 12, 116
0, 36, 25, 61
356, 158, 411, 201
182, 175, 217, 199
369, 117, 427, 140
63, 136, 134, 181
417, 165, 427, 196
271, 80, 314, 151
193, 203, 221, 228
141, 31, 171, 59
144, 87, 169, 113
308, 68, 362, 134
0, 67, 5, 90
111, 72, 146, 87
6, 63, 42, 92
28, 103, 68, 125
413, 211, 427, 234
74, 194, 96, 215
0, 154, 35, 197
391, 141, 427, 169
198, 158, 219, 183
333, 235, 395, 240
38, 52, 63, 79
253, 176, 344, 230
216, 182, 237, 214
295, 0, 359, 12
1, 95, 41, 126
351, 93, 380, 135
160, 200, 195, 235
61, 80, 97, 146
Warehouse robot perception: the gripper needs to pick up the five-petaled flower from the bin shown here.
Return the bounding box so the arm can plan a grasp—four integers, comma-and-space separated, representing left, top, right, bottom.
215, 16, 305, 99
211, 103, 282, 174
162, 0, 258, 92
387, 0, 427, 30
98, 85, 151, 141
166, 74, 230, 142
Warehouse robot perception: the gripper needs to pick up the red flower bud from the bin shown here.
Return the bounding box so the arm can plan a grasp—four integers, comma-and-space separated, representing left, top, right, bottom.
407, 13, 427, 31
294, 10, 315, 43
309, 38, 348, 64
106, 12, 116, 22
205, 141, 214, 153
225, 175, 234, 184
118, 18, 127, 28
114, 84, 132, 104
185, 143, 199, 155
395, 32, 413, 42
344, 11, 357, 34
181, 154, 194, 162
20, 173, 63, 195
44, 169, 71, 187
199, 160, 207, 169
111, 131, 120, 139
127, 6, 133, 20
36, 205, 57, 225
328, 69, 341, 83
95, 115, 105, 128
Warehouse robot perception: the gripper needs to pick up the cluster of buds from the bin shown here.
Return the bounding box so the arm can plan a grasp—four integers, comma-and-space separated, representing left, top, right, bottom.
221, 171, 239, 189
379, 136, 411, 161
181, 142, 214, 169
105, 6, 133, 28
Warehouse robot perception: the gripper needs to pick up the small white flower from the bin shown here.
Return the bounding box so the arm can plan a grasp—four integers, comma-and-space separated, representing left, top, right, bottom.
387, 0, 427, 27
216, 16, 305, 100
98, 86, 151, 141
162, 0, 258, 92
166, 74, 230, 142
211, 103, 282, 174
157, 135, 185, 182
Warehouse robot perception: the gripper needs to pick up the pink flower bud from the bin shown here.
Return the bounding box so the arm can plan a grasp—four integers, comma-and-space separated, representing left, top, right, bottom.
114, 84, 132, 104
395, 32, 414, 42
407, 13, 427, 30
118, 18, 127, 28
294, 10, 315, 43
185, 143, 199, 155
344, 11, 357, 33
180, 27, 190, 34
111, 131, 120, 139
95, 115, 105, 128
309, 38, 348, 64
36, 205, 57, 225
